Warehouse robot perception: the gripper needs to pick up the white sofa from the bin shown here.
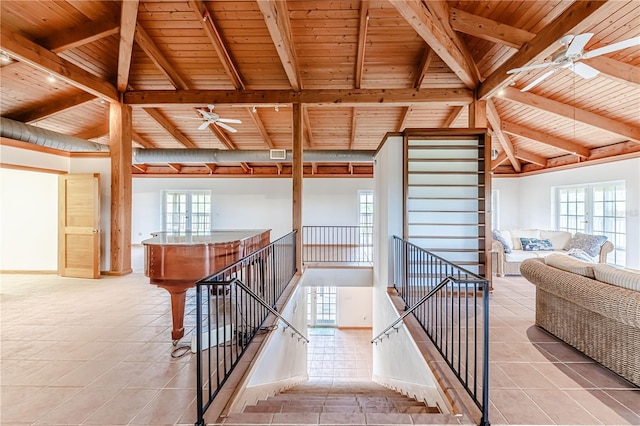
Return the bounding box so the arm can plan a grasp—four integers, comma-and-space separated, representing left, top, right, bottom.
492, 229, 613, 277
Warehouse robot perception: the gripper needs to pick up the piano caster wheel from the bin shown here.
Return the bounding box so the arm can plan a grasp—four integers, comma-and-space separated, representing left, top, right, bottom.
172, 339, 179, 347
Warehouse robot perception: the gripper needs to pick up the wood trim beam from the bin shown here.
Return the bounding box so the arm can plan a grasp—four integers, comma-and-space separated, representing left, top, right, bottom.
44, 17, 120, 53
73, 122, 109, 140
7, 91, 96, 123
501, 120, 590, 158
188, 0, 244, 90
491, 151, 508, 170
355, 0, 369, 89
486, 99, 520, 172
0, 27, 119, 102
478, 0, 609, 99
350, 107, 358, 149
449, 8, 533, 49
124, 88, 473, 107
246, 107, 275, 149
391, 0, 477, 89
397, 106, 412, 131
414, 47, 434, 88
133, 164, 147, 172
142, 107, 198, 148
204, 163, 216, 173
117, 0, 139, 92
501, 86, 640, 143
131, 131, 157, 148
168, 163, 182, 172
442, 105, 464, 127
134, 23, 189, 90
256, 0, 302, 90
514, 147, 547, 166
207, 123, 251, 173
303, 106, 313, 148
292, 103, 303, 272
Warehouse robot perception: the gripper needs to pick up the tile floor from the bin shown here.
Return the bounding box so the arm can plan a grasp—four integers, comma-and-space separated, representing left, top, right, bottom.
1, 252, 639, 425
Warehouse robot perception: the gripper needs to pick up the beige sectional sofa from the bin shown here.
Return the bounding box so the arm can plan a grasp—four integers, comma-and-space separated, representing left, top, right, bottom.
520, 256, 640, 387
492, 229, 613, 277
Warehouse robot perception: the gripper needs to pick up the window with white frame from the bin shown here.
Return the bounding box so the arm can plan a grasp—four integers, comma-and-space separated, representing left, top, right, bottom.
556, 182, 626, 266
358, 191, 373, 257
163, 190, 212, 233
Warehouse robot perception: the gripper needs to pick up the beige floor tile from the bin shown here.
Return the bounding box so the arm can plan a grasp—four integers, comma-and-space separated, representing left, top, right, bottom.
82, 388, 159, 425
525, 388, 601, 425
490, 389, 554, 425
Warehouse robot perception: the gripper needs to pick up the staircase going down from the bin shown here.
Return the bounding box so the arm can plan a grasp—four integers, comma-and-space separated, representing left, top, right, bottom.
219, 380, 472, 425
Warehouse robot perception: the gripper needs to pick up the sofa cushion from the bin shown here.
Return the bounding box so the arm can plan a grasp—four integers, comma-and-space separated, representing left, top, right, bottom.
544, 253, 595, 278
565, 232, 608, 257
520, 238, 553, 251
593, 264, 640, 292
540, 230, 572, 250
506, 251, 540, 263
509, 229, 540, 250
492, 229, 512, 253
566, 248, 596, 263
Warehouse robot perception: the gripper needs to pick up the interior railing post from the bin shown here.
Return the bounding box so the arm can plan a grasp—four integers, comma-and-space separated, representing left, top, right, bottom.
480, 282, 491, 426
195, 284, 204, 426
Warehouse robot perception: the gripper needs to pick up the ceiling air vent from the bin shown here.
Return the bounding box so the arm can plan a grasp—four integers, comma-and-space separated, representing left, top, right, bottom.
270, 149, 287, 160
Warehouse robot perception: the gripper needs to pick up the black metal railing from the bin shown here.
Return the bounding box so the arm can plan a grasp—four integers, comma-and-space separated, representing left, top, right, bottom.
194, 231, 299, 426
374, 236, 490, 426
303, 225, 373, 263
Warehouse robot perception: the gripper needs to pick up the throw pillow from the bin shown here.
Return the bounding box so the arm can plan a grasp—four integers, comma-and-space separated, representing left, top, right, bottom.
566, 248, 596, 263
545, 253, 595, 278
509, 229, 540, 250
492, 230, 512, 253
520, 238, 553, 251
565, 233, 608, 257
593, 264, 640, 292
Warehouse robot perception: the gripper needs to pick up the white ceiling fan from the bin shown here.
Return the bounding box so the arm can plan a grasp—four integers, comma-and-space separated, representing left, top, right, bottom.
178, 104, 242, 132
507, 33, 640, 92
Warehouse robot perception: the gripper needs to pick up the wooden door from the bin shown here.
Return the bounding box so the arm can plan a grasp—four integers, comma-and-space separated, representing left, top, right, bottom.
59, 173, 100, 278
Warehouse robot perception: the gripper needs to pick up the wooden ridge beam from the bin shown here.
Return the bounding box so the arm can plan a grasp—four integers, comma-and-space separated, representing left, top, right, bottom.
189, 0, 244, 90
478, 0, 609, 99
134, 23, 189, 90
142, 107, 198, 148
7, 91, 96, 123
124, 88, 473, 107
501, 121, 590, 158
486, 99, 521, 172
501, 86, 640, 144
0, 27, 119, 102
117, 0, 139, 92
257, 0, 302, 90
391, 0, 477, 89
355, 0, 369, 89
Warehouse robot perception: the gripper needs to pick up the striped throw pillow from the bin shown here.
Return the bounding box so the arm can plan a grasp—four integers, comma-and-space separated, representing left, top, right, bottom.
593, 264, 640, 292
544, 253, 595, 278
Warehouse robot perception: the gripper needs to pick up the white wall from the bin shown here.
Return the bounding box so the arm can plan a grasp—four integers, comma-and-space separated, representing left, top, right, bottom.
493, 158, 640, 268
132, 177, 373, 243
337, 287, 372, 328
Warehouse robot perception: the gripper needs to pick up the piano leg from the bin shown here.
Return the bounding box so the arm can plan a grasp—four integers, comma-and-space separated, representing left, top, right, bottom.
154, 282, 193, 342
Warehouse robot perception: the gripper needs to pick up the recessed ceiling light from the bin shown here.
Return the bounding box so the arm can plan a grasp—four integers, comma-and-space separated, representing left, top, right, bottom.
47, 73, 57, 83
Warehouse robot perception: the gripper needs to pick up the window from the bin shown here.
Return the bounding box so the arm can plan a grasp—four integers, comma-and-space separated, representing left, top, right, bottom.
358, 191, 374, 261
163, 190, 212, 233
556, 182, 625, 266
307, 287, 337, 326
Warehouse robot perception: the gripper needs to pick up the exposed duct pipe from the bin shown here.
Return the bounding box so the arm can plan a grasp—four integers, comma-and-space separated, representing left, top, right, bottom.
132, 148, 375, 164
0, 117, 109, 152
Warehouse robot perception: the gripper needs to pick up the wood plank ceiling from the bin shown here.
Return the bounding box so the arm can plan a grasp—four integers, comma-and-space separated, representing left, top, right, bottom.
1, 0, 638, 177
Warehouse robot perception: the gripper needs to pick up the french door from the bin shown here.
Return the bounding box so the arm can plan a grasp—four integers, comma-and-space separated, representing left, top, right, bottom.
307, 287, 337, 327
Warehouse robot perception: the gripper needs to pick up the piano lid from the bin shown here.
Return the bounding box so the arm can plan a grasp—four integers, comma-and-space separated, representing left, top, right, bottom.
142, 229, 271, 245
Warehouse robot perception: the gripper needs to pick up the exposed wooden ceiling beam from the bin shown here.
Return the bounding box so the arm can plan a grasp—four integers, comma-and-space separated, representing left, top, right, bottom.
117, 0, 139, 92
168, 163, 182, 172
414, 47, 434, 88
7, 91, 96, 123
478, 0, 609, 99
501, 121, 590, 158
501, 86, 640, 144
486, 99, 521, 172
355, 0, 369, 89
246, 107, 275, 149
43, 17, 119, 53
188, 0, 244, 90
449, 8, 533, 49
583, 56, 640, 89
73, 121, 109, 140
397, 106, 412, 131
131, 131, 157, 148
207, 121, 251, 173
350, 107, 358, 149
133, 164, 147, 172
303, 106, 313, 148
256, 0, 302, 90
514, 147, 547, 166
204, 163, 216, 173
442, 105, 464, 128
142, 107, 198, 148
491, 151, 508, 170
134, 23, 189, 90
0, 27, 119, 102
124, 88, 473, 107
391, 0, 477, 89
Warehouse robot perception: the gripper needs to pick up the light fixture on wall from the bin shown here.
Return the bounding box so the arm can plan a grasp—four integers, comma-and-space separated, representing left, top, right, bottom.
491, 149, 499, 160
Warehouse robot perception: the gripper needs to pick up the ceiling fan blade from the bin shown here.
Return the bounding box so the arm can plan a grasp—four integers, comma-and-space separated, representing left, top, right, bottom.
197, 121, 211, 131
507, 62, 554, 74
217, 118, 242, 124
571, 62, 599, 79
520, 68, 558, 92
216, 122, 238, 133
582, 35, 640, 59
566, 33, 594, 56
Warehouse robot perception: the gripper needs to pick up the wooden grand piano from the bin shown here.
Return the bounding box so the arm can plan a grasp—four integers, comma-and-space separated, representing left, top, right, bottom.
143, 229, 271, 342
